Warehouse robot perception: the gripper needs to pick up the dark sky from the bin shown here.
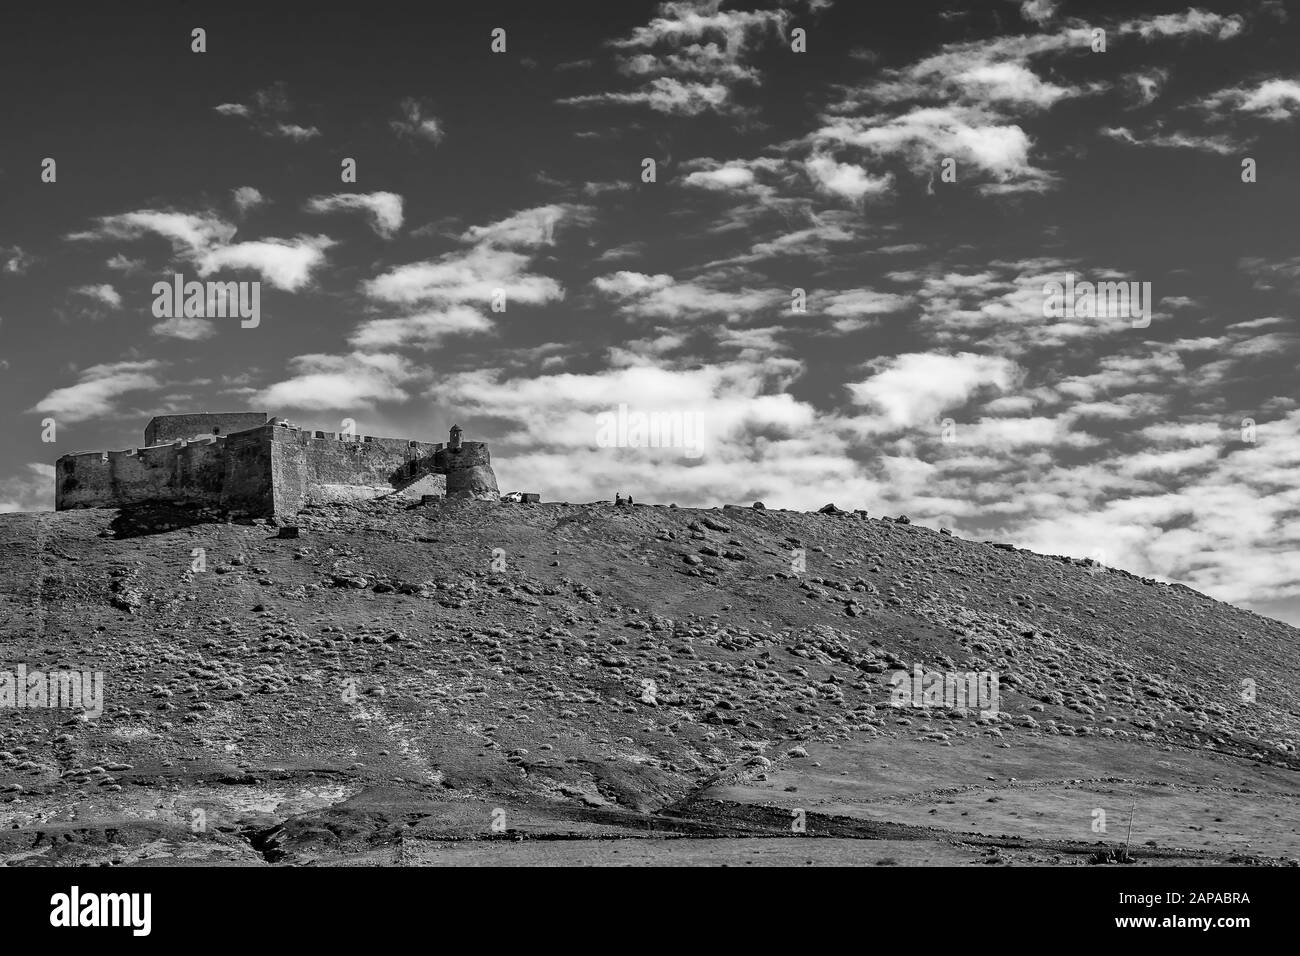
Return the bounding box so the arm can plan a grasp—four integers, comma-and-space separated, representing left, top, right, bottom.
2, 0, 1299, 624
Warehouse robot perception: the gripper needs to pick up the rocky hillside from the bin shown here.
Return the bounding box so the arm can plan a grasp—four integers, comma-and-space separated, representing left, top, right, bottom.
0, 497, 1295, 866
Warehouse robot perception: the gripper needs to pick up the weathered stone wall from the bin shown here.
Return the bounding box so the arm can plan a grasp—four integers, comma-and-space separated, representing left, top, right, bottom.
55, 419, 495, 515
269, 425, 442, 514
56, 436, 247, 511
144, 412, 268, 447
220, 428, 275, 515
433, 442, 500, 500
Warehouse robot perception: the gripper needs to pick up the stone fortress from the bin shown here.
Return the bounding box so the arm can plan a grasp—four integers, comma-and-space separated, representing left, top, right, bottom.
55, 413, 500, 517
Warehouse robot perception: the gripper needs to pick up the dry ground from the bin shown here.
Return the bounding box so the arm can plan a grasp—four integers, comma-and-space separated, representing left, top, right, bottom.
0, 496, 1295, 866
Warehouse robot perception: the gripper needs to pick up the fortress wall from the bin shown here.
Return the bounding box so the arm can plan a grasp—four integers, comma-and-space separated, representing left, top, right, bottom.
433, 442, 500, 500
220, 428, 275, 515
53, 419, 489, 515
145, 412, 268, 447
55, 437, 230, 510
268, 425, 442, 514
269, 436, 310, 516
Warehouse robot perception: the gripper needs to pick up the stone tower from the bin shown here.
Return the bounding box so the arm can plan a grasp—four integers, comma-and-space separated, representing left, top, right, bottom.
434, 424, 499, 500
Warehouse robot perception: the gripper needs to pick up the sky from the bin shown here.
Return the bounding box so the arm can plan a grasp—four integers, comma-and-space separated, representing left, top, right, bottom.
2, 0, 1299, 624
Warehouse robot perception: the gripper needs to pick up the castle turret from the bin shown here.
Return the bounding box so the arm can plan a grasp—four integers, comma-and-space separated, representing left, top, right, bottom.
434, 426, 499, 500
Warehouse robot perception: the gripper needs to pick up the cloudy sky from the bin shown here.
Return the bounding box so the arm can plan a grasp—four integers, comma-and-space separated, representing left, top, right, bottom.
2, 0, 1299, 624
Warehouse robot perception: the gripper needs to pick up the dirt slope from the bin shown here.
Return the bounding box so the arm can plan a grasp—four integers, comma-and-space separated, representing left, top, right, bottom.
0, 497, 1295, 866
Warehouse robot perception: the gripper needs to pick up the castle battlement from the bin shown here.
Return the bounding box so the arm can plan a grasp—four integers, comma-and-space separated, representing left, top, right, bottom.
56, 414, 499, 516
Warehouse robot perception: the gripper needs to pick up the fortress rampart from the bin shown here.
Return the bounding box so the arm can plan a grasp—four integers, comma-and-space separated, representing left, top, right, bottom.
55, 414, 498, 516
144, 412, 269, 447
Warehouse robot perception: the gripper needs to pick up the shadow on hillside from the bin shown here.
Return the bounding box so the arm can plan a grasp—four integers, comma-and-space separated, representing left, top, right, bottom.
109, 503, 232, 539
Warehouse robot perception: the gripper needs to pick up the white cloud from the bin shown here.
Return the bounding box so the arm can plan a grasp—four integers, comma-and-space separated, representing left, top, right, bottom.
424, 357, 886, 507
152, 316, 217, 341
72, 284, 122, 308
804, 154, 893, 200
1017, 0, 1058, 26
105, 254, 145, 273
0, 464, 54, 513
846, 352, 1019, 429
803, 8, 1243, 200
955, 62, 1071, 106
813, 108, 1042, 184
1102, 125, 1240, 154
561, 77, 732, 115
214, 83, 321, 139
559, 2, 790, 115
391, 98, 445, 142
823, 289, 912, 316
460, 204, 578, 248
593, 270, 771, 320
69, 210, 236, 255
1117, 9, 1243, 41
683, 165, 757, 190
348, 307, 493, 349
1202, 78, 1300, 121
821, 288, 912, 331
3, 245, 35, 274
196, 234, 335, 291
251, 352, 418, 411
273, 123, 320, 141
365, 245, 561, 307
70, 208, 333, 291
30, 360, 162, 423
1125, 68, 1169, 106
307, 192, 404, 238
233, 186, 266, 212
592, 271, 673, 297
963, 415, 1093, 449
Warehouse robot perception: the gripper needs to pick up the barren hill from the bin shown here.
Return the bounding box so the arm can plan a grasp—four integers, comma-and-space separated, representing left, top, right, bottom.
0, 498, 1295, 866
